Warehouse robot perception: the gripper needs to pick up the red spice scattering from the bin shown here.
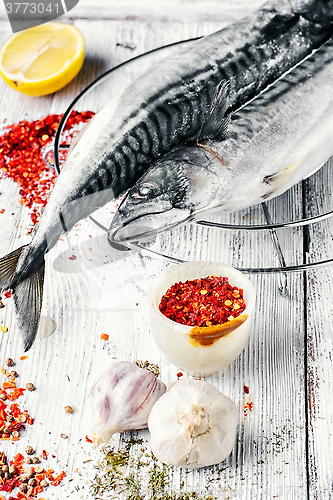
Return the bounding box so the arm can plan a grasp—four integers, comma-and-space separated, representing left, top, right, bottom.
85, 435, 93, 443
101, 333, 109, 341
0, 449, 65, 497
176, 372, 183, 378
4, 290, 11, 299
244, 400, 253, 419
42, 450, 48, 460
159, 275, 246, 327
0, 209, 4, 214
68, 255, 76, 260
243, 385, 249, 394
0, 111, 94, 227
19, 356, 27, 361
0, 363, 34, 441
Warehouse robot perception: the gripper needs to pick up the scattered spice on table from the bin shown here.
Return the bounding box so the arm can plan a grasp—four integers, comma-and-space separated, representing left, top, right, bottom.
0, 449, 66, 498
243, 400, 253, 419
243, 385, 249, 394
100, 333, 109, 341
0, 361, 33, 441
159, 275, 246, 327
0, 111, 94, 227
90, 439, 219, 499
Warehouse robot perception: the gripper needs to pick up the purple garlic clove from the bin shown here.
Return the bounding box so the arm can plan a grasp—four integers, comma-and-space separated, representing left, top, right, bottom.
91, 361, 166, 445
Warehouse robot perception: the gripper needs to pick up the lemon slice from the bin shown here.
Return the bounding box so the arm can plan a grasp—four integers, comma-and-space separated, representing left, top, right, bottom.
0, 22, 85, 96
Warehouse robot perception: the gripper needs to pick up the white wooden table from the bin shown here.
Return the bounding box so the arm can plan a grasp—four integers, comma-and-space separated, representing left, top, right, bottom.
0, 1, 332, 499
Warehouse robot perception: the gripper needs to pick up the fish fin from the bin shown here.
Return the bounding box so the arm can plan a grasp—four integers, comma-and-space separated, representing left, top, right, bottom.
198, 80, 230, 142
263, 158, 304, 185
260, 13, 300, 41
0, 246, 26, 291
13, 260, 45, 351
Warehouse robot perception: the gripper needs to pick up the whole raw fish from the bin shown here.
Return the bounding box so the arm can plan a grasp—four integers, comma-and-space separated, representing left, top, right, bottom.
110, 38, 333, 243
1, 0, 333, 350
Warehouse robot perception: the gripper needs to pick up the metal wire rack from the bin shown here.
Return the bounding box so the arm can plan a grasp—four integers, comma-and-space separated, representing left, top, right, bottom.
43, 38, 333, 281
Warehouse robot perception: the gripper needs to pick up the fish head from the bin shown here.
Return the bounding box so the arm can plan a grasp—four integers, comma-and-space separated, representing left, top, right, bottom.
109, 146, 220, 242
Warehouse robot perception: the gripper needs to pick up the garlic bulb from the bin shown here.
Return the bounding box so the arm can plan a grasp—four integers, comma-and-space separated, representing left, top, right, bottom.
91, 361, 166, 445
148, 379, 238, 469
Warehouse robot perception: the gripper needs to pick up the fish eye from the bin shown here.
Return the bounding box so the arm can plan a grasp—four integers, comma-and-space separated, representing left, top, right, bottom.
133, 181, 160, 199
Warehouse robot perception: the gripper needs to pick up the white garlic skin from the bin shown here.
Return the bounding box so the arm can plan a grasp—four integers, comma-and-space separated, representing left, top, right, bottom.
148, 379, 238, 469
91, 361, 166, 445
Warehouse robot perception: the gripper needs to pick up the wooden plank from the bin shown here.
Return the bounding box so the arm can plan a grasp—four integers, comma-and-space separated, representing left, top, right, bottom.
0, 0, 264, 23
0, 1, 331, 498
304, 158, 333, 500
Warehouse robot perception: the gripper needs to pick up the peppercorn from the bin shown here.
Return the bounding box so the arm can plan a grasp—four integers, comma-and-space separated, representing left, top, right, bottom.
9, 465, 16, 474
0, 301, 4, 308
18, 414, 27, 422
10, 370, 18, 378
26, 382, 35, 391
19, 484, 28, 493
65, 405, 73, 414
4, 472, 11, 480
26, 470, 35, 479
5, 358, 14, 367
61, 433, 68, 439
40, 479, 48, 487
24, 456, 32, 464
25, 445, 34, 455
34, 465, 44, 473
32, 456, 40, 464
0, 393, 6, 400
2, 465, 9, 472
28, 478, 37, 487
20, 474, 28, 483
6, 415, 14, 422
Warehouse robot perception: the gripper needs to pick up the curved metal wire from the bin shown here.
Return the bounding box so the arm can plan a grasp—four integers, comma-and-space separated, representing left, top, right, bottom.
52, 39, 333, 273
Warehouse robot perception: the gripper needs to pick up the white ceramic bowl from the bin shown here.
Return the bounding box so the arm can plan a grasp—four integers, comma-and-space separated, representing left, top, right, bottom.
148, 261, 255, 377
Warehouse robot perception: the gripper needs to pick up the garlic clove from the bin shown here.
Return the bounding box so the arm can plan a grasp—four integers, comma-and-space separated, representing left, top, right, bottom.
91, 361, 166, 445
148, 379, 238, 469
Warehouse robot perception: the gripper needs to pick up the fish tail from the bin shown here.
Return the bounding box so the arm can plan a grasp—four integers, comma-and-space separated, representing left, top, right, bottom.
0, 245, 45, 351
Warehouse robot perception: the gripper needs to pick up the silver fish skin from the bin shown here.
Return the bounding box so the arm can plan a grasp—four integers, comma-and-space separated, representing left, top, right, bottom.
1, 0, 333, 351
110, 37, 333, 243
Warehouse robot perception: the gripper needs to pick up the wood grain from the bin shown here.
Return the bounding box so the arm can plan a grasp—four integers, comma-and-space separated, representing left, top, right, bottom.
0, 2, 331, 499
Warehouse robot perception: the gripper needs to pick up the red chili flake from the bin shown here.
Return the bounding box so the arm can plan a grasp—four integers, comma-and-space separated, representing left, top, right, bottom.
42, 450, 48, 460
4, 290, 12, 298
69, 255, 76, 260
0, 209, 4, 214
159, 275, 246, 327
0, 111, 94, 227
101, 333, 109, 341
176, 372, 183, 378
85, 435, 93, 443
243, 385, 249, 394
19, 356, 27, 360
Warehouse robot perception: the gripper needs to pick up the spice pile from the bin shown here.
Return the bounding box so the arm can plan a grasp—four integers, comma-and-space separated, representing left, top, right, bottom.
0, 111, 94, 227
0, 359, 33, 442
0, 447, 65, 499
159, 275, 246, 327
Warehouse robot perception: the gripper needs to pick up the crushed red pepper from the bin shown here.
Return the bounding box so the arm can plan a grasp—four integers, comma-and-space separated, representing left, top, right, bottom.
0, 365, 33, 442
159, 275, 246, 327
0, 450, 66, 498
0, 111, 94, 227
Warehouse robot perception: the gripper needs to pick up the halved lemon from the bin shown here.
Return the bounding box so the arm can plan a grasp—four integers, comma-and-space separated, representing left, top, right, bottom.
0, 22, 85, 96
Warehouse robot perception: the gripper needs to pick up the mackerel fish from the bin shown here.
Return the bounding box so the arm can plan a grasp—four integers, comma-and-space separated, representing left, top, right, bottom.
110, 38, 333, 243
1, 0, 333, 350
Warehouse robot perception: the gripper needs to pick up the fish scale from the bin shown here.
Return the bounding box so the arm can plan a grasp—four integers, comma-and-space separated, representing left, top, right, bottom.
1, 0, 333, 350
112, 36, 333, 244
